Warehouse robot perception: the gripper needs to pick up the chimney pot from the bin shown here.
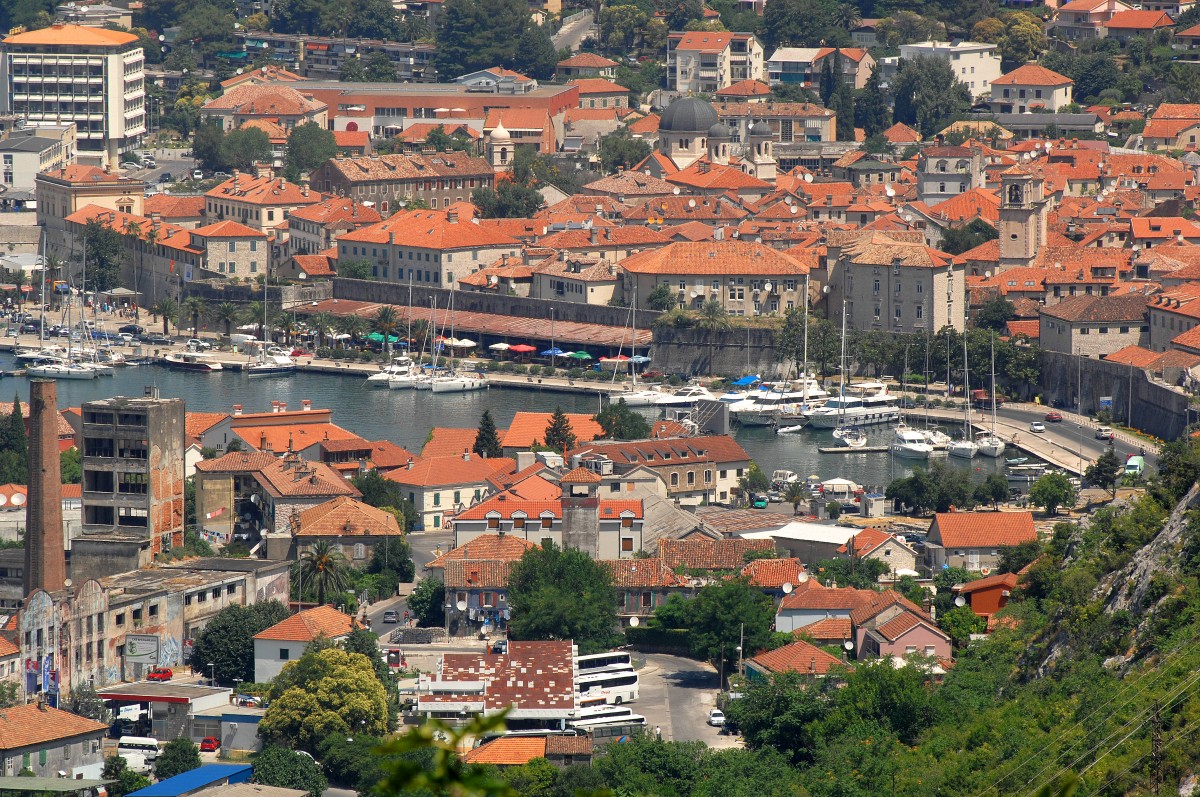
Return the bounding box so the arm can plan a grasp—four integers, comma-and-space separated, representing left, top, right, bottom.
233, 404, 243, 416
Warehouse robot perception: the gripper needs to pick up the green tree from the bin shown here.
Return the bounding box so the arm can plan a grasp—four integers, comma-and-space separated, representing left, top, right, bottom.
177, 3, 236, 60
502, 757, 557, 797
832, 85, 855, 141
435, 0, 532, 78
0, 400, 27, 485
261, 647, 390, 752
60, 447, 82, 484
364, 51, 398, 82
998, 12, 1047, 68
657, 579, 775, 684
300, 540, 350, 605
150, 297, 180, 336
193, 120, 227, 173
351, 471, 417, 530
83, 218, 125, 292
103, 756, 150, 797
996, 539, 1042, 573
190, 601, 290, 685
939, 604, 986, 647
543, 407, 577, 453
739, 461, 771, 495
645, 282, 678, 312
366, 536, 415, 585
940, 219, 999, 256
474, 410, 503, 458
783, 480, 808, 514
892, 55, 972, 137
471, 182, 543, 219
1085, 448, 1123, 497
724, 671, 829, 763
595, 399, 652, 440
407, 576, 445, 627
1029, 471, 1077, 516
210, 302, 243, 337
286, 122, 338, 182
181, 296, 206, 338
341, 57, 368, 82
339, 259, 375, 280
855, 67, 891, 137
252, 746, 329, 796
694, 299, 732, 376
974, 471, 1010, 510
507, 541, 620, 653
219, 127, 272, 172
762, 0, 840, 47
154, 738, 201, 780
514, 24, 559, 80
343, 627, 390, 683
974, 295, 1017, 331
809, 556, 889, 589
372, 305, 401, 354
600, 130, 652, 173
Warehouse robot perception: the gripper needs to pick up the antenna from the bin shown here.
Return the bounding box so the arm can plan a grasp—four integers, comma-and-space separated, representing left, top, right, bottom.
954, 595, 966, 607
781, 582, 793, 594
629, 616, 640, 627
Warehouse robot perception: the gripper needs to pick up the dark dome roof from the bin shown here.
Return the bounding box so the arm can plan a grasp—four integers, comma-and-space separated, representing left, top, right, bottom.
750, 121, 772, 136
660, 97, 719, 134
707, 122, 733, 139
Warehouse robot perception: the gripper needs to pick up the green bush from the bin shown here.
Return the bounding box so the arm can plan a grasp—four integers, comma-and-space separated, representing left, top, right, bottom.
543, 365, 557, 377
568, 368, 584, 379
625, 625, 690, 651
528, 365, 542, 376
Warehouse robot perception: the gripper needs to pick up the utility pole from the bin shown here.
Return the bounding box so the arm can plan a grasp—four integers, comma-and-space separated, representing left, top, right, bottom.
1152, 700, 1163, 796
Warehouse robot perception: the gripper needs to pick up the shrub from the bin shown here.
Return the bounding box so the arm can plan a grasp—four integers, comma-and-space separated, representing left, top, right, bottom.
568, 368, 584, 379
528, 365, 542, 376
543, 365, 556, 377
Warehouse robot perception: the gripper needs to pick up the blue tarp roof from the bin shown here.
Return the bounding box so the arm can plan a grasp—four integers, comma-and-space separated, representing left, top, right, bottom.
129, 765, 252, 797
731, 375, 760, 386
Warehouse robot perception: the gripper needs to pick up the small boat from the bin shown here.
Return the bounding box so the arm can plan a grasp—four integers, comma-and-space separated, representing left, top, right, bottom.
367, 358, 415, 385
948, 439, 979, 459
160, 351, 224, 372
976, 433, 1007, 458
1005, 457, 1029, 466
248, 354, 297, 376
834, 427, 868, 448
892, 428, 934, 459
924, 428, 953, 450
429, 374, 487, 393
776, 423, 807, 435
770, 469, 799, 487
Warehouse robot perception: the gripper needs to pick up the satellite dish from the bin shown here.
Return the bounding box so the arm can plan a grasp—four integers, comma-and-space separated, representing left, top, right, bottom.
688, 198, 696, 208
455, 599, 467, 611
763, 281, 773, 293
629, 616, 640, 627
0, 494, 9, 507
673, 187, 681, 195
954, 595, 966, 607
790, 205, 798, 215
980, 567, 992, 576
804, 173, 814, 183
782, 582, 794, 594
798, 572, 810, 583
842, 640, 854, 651
822, 285, 831, 294
690, 290, 698, 298
885, 185, 896, 197
64, 578, 73, 588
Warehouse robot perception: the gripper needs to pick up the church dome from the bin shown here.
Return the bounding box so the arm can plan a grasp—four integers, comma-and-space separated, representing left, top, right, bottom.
659, 97, 719, 134
750, 121, 772, 137
489, 121, 511, 143
707, 122, 733, 139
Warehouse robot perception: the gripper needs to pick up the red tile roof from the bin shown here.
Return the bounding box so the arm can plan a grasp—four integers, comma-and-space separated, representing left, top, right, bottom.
778, 581, 873, 612
463, 736, 549, 765
658, 538, 776, 570
599, 499, 643, 520
334, 130, 370, 147
714, 79, 771, 98
386, 453, 515, 488
993, 64, 1073, 87
740, 557, 806, 588
837, 527, 905, 556
603, 558, 687, 587
558, 52, 620, 69
561, 466, 601, 484
339, 209, 519, 250
428, 641, 575, 711
954, 571, 1020, 595
930, 511, 1037, 549
203, 83, 326, 116
748, 639, 844, 675
422, 427, 479, 458
143, 194, 206, 219
444, 558, 514, 588
254, 605, 355, 642
1104, 344, 1161, 368
793, 617, 853, 642
1105, 9, 1173, 28
569, 78, 628, 95
500, 412, 605, 451
204, 174, 323, 208
619, 241, 807, 276
295, 496, 402, 537
0, 705, 108, 749
426, 533, 538, 568
455, 495, 562, 521
849, 589, 928, 625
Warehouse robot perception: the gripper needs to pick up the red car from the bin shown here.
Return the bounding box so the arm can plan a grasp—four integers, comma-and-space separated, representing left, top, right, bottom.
199, 737, 220, 752
146, 667, 173, 682
1044, 411, 1063, 422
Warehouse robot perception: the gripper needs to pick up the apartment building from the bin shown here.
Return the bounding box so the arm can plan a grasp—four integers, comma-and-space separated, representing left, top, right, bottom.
897, 41, 1000, 100
0, 24, 144, 168
203, 174, 323, 236
287, 197, 382, 256
667, 31, 765, 94
990, 64, 1074, 113
309, 153, 494, 214
200, 84, 327, 132
766, 47, 875, 91
1052, 0, 1135, 39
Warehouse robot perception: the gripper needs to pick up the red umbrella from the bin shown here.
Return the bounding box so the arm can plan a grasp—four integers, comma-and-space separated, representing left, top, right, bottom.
600, 355, 631, 362
509, 344, 537, 353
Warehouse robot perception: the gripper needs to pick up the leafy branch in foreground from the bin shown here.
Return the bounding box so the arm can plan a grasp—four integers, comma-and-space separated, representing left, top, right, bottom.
378, 712, 514, 797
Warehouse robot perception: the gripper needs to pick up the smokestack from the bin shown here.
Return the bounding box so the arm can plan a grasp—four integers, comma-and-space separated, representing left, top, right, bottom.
26, 380, 65, 595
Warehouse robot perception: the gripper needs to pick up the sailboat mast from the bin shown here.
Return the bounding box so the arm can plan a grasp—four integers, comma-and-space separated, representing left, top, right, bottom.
801, 272, 810, 403
836, 298, 847, 429
990, 333, 999, 433
962, 334, 971, 437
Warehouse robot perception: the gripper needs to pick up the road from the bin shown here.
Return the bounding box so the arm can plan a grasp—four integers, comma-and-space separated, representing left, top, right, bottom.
552, 10, 595, 53
636, 653, 739, 748
362, 529, 452, 632
120, 147, 197, 187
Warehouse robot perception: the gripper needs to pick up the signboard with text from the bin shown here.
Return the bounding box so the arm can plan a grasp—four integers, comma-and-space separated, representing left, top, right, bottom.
126, 634, 159, 665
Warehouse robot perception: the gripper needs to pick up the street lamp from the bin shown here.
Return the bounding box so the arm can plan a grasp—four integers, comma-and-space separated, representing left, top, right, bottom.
208, 662, 215, 685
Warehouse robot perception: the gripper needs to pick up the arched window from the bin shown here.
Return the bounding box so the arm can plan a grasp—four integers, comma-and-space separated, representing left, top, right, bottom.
1008, 183, 1023, 205
354, 543, 365, 559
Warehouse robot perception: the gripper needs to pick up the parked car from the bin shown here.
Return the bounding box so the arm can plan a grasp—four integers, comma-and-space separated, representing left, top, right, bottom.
490, 639, 508, 655
1044, 411, 1063, 422
1095, 426, 1115, 440
383, 610, 399, 623
199, 737, 220, 752
707, 709, 725, 727
1029, 421, 1046, 433
117, 332, 134, 344
140, 334, 173, 345
118, 324, 144, 335
186, 339, 212, 351
192, 169, 204, 180
19, 323, 40, 334
146, 667, 173, 682
160, 172, 172, 183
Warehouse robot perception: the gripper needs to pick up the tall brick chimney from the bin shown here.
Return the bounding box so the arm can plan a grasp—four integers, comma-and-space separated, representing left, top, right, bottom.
25, 380, 65, 595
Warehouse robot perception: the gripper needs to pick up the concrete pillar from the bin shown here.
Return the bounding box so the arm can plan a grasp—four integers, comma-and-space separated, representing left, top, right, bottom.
25, 379, 66, 595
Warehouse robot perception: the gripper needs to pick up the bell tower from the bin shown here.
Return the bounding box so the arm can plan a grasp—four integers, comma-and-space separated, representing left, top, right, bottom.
998, 166, 1047, 267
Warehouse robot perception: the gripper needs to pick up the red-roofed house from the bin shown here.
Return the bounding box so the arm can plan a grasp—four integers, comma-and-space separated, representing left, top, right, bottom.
1103, 9, 1174, 41
385, 452, 516, 530
952, 572, 1020, 619
774, 580, 874, 632
714, 79, 772, 102
740, 557, 807, 592
990, 65, 1074, 113
271, 495, 404, 561
416, 641, 576, 721
499, 412, 605, 455
570, 79, 630, 109
667, 31, 765, 94
745, 639, 846, 680
253, 605, 356, 680
604, 558, 688, 622
333, 129, 371, 156
201, 84, 328, 131
852, 591, 951, 661
837, 527, 918, 577
464, 735, 593, 767
556, 52, 619, 80
1053, 0, 1135, 39
925, 511, 1038, 571
204, 174, 323, 235
287, 197, 382, 257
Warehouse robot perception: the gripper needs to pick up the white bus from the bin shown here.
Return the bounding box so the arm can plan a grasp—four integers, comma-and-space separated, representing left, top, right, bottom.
576, 669, 639, 704
117, 737, 160, 762
576, 651, 633, 675
575, 705, 637, 723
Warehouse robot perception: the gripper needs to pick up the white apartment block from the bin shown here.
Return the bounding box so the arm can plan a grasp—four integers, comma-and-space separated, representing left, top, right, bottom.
1, 24, 144, 169
667, 31, 764, 94
898, 41, 1001, 100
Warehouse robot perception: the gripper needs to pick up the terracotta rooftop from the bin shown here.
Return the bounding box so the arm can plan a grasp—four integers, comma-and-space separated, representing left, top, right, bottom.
603, 558, 687, 588
455, 495, 562, 521
557, 52, 620, 68
748, 639, 844, 676
426, 533, 538, 569
499, 412, 605, 451
444, 558, 515, 589
289, 197, 383, 227
254, 455, 361, 499
203, 83, 326, 116
463, 736, 551, 765
740, 557, 806, 588
993, 64, 1073, 87
618, 241, 808, 276
793, 616, 853, 642
0, 705, 108, 749
778, 581, 874, 612
295, 496, 403, 538
560, 466, 602, 484
954, 571, 1020, 595
143, 194, 206, 219
1040, 292, 1150, 324
205, 174, 323, 208
320, 153, 492, 184
425, 641, 575, 711
254, 605, 355, 642
657, 538, 776, 570
930, 511, 1037, 549
4, 23, 136, 46
339, 208, 518, 250
385, 453, 515, 488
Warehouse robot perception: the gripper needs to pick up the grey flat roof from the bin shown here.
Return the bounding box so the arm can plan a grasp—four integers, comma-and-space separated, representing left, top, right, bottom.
160, 557, 289, 574
98, 682, 229, 701
0, 777, 108, 792
0, 137, 58, 152
282, 81, 575, 98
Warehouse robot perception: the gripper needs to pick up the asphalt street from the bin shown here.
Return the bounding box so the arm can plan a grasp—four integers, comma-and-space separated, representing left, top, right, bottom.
552, 11, 595, 53
363, 529, 452, 632
636, 653, 740, 748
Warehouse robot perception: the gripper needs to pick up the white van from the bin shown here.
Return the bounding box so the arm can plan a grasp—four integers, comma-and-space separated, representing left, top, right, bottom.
230, 334, 259, 348
119, 752, 151, 774
117, 736, 161, 762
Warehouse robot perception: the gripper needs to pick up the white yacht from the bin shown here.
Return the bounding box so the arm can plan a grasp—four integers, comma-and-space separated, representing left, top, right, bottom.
948, 438, 979, 459
248, 354, 297, 376
367, 358, 415, 385
26, 361, 97, 380
976, 433, 1006, 458
892, 428, 934, 459
387, 371, 424, 390
430, 374, 487, 393
805, 382, 899, 428
16, 345, 68, 363
833, 426, 868, 449
160, 351, 224, 372
616, 388, 663, 407
654, 385, 715, 406
923, 428, 953, 449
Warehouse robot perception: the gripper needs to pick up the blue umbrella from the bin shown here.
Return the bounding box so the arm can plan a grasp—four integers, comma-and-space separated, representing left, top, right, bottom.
542, 348, 565, 356
731, 374, 760, 386
630, 355, 652, 364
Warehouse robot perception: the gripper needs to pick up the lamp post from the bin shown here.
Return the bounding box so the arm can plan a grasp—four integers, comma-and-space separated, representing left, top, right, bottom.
208, 662, 215, 685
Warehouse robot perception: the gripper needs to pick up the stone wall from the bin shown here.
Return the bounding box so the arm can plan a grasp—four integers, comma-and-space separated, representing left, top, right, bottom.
650, 326, 789, 378
332, 277, 660, 330
183, 280, 332, 308
1038, 351, 1189, 440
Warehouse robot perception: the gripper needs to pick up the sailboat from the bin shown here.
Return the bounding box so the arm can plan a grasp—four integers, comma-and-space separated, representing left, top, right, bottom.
28, 244, 96, 380
976, 334, 1007, 458
248, 297, 296, 376
429, 292, 486, 394
615, 302, 661, 406
948, 334, 978, 459
823, 299, 866, 448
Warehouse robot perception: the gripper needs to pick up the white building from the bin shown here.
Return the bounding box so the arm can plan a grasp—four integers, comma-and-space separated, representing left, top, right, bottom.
990, 64, 1074, 114
252, 605, 355, 682
0, 24, 144, 169
898, 41, 1001, 100
667, 31, 764, 94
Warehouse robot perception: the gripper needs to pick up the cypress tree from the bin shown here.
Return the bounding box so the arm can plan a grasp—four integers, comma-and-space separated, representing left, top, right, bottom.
473, 410, 503, 459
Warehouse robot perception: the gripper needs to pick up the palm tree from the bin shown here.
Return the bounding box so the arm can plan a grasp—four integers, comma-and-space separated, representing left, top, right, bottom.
409, 318, 430, 350
273, 311, 297, 346
337, 315, 368, 348
783, 481, 808, 515
181, 296, 206, 338
9, 269, 27, 310
150, 298, 180, 336
310, 311, 336, 349
834, 2, 862, 30
210, 302, 242, 337
247, 300, 266, 340
299, 540, 349, 606
693, 299, 732, 376
372, 306, 400, 355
